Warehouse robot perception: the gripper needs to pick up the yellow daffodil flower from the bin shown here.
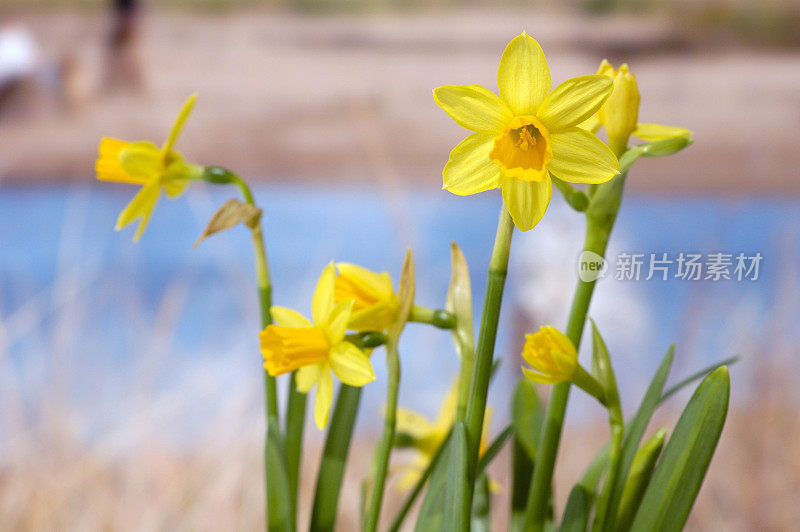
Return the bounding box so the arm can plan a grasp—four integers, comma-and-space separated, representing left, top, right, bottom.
521, 326, 578, 384
95, 94, 203, 241
433, 32, 619, 231
260, 263, 376, 429
395, 382, 495, 490
334, 262, 400, 331
593, 60, 692, 148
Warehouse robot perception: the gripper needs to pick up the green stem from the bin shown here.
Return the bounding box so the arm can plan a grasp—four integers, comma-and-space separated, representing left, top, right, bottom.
363, 342, 402, 531
464, 206, 514, 487
285, 384, 306, 529
525, 169, 627, 531
228, 173, 285, 530
409, 305, 457, 329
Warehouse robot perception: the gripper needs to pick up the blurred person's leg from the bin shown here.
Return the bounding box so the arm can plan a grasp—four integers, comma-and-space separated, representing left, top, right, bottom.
104, 0, 144, 93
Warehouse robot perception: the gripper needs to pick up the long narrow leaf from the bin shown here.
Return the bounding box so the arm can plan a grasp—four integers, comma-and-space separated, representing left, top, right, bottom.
266, 419, 292, 532
630, 367, 730, 531
660, 356, 739, 402
471, 473, 492, 532
477, 425, 512, 472
560, 484, 592, 532
389, 430, 452, 532
309, 385, 362, 532
443, 421, 470, 532
615, 429, 666, 532
608, 345, 675, 523
510, 378, 544, 531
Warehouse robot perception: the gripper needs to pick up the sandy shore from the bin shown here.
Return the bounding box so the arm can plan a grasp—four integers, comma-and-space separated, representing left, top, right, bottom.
1, 9, 799, 195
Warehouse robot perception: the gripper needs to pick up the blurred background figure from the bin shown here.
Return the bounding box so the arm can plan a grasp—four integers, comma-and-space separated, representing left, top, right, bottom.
104, 0, 142, 93
0, 20, 39, 119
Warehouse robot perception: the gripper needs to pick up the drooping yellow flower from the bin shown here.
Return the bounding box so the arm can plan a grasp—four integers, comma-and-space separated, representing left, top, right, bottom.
95, 94, 203, 241
433, 32, 619, 231
334, 262, 400, 331
521, 326, 578, 384
260, 263, 376, 429
394, 382, 494, 490
592, 60, 692, 146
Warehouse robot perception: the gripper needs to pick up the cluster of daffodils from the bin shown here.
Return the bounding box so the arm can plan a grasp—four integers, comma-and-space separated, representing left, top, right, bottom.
260, 262, 402, 429
96, 30, 732, 532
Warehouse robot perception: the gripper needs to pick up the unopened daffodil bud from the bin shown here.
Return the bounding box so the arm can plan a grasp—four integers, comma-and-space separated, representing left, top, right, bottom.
521, 326, 578, 384
597, 60, 640, 149
96, 94, 204, 241
521, 325, 608, 404
334, 263, 401, 332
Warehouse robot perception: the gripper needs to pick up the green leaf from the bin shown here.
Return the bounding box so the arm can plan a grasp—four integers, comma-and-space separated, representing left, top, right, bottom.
661, 356, 739, 402
389, 430, 451, 532
609, 346, 675, 519
616, 429, 666, 532
589, 320, 621, 420
630, 367, 730, 532
477, 425, 513, 472
619, 137, 693, 173
443, 421, 470, 532
265, 419, 292, 532
510, 378, 544, 532
471, 472, 492, 532
510, 440, 535, 532
414, 441, 450, 532
560, 484, 592, 532
512, 378, 544, 460
309, 385, 362, 532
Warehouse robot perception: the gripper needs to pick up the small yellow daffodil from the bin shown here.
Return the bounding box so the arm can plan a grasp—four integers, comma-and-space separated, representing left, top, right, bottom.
95, 94, 203, 241
521, 326, 578, 384
260, 263, 376, 429
433, 32, 619, 231
592, 60, 692, 148
334, 262, 400, 331
395, 382, 495, 490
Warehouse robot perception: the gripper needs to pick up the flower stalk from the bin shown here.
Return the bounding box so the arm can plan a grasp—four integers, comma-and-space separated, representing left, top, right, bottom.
464, 206, 514, 487
525, 157, 628, 532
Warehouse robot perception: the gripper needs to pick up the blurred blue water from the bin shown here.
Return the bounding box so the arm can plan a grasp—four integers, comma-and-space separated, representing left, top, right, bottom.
1, 184, 797, 445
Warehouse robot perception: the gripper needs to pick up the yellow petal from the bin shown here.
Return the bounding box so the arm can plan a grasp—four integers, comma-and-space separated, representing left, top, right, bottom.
115, 180, 160, 241
548, 128, 619, 184
432, 84, 513, 134
96, 138, 145, 184
162, 93, 198, 154
296, 363, 322, 393
541, 326, 576, 357
260, 325, 329, 376
396, 407, 436, 439
500, 174, 552, 232
312, 262, 336, 326
325, 299, 354, 344
433, 381, 459, 432
443, 133, 503, 196
348, 304, 397, 332
329, 341, 375, 387
335, 263, 395, 312
271, 306, 313, 328
578, 114, 602, 134
497, 33, 551, 116
537, 75, 613, 132
522, 366, 564, 385
119, 141, 164, 180
632, 123, 693, 142
314, 366, 334, 429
